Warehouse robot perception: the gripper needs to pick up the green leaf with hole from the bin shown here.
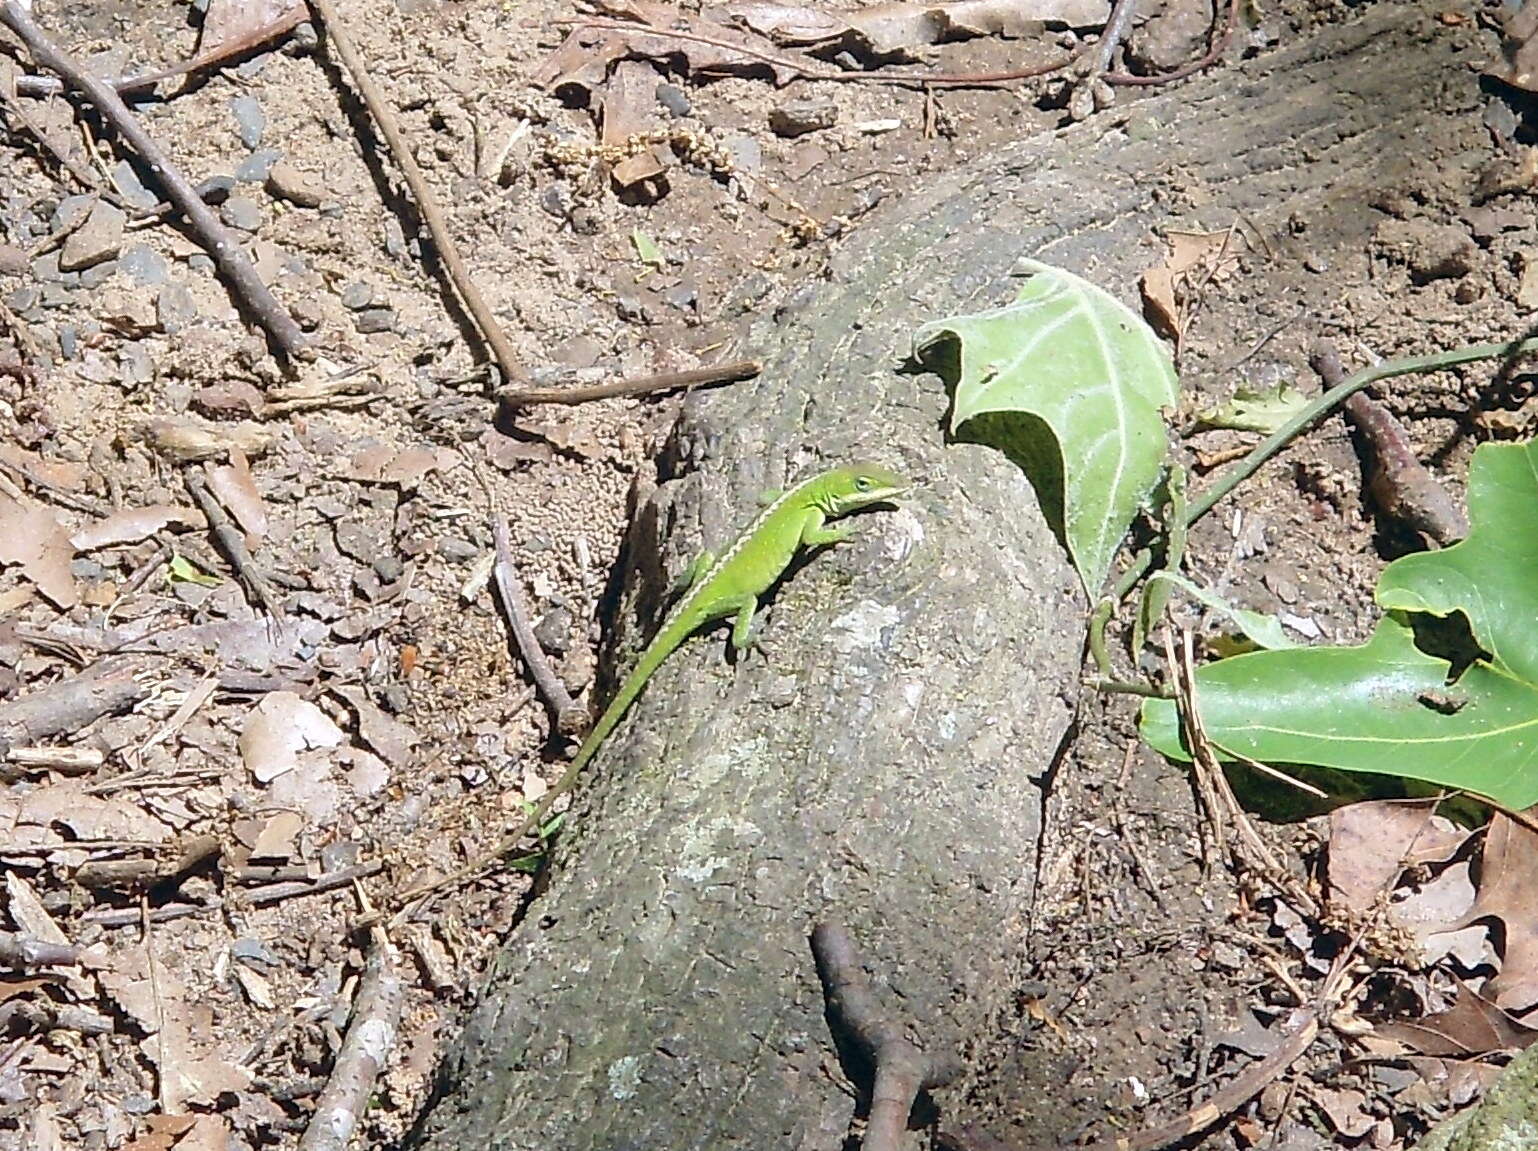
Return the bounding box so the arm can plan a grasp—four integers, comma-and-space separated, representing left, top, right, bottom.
167, 553, 220, 587
632, 229, 664, 270
914, 260, 1177, 592
1140, 439, 1538, 810
1195, 379, 1310, 434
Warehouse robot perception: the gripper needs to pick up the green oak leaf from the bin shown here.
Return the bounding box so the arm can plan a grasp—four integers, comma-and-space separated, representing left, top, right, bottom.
1140, 439, 1538, 810
915, 260, 1177, 592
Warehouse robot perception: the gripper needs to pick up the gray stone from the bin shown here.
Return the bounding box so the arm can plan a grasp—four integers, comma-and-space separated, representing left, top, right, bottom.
0, 244, 26, 278
120, 244, 170, 286
6, 286, 41, 313
50, 194, 94, 235
195, 174, 236, 205
220, 196, 263, 232
533, 605, 573, 656
373, 555, 405, 583
229, 94, 266, 149
59, 201, 126, 271
265, 160, 326, 208
724, 135, 761, 172
58, 325, 79, 359
768, 102, 837, 138
187, 254, 215, 275
112, 160, 160, 210
157, 282, 199, 332
340, 281, 374, 310
656, 82, 691, 117
119, 343, 156, 387
354, 307, 395, 334
435, 536, 479, 563
29, 252, 66, 283
235, 149, 282, 183
78, 261, 118, 289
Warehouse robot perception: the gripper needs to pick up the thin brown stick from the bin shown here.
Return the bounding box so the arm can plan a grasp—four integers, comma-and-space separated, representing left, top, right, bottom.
0, 1, 309, 361
499, 359, 761, 408
243, 860, 384, 905
493, 515, 584, 734
14, 7, 307, 96
812, 922, 959, 1151
297, 893, 402, 1151
184, 469, 283, 617
304, 0, 526, 386
574, 18, 1083, 88
0, 86, 120, 203
0, 930, 85, 968
1104, 0, 1236, 86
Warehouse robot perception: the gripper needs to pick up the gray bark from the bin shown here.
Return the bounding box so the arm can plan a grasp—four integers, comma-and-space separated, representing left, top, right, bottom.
416, 5, 1474, 1148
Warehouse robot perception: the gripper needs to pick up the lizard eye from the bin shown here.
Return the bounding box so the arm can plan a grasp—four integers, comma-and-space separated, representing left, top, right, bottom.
854, 476, 871, 491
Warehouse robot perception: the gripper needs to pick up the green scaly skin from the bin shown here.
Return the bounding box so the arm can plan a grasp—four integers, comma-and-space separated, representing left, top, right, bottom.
480, 462, 907, 871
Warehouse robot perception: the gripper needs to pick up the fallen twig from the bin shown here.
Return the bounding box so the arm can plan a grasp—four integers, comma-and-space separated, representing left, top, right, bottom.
297, 894, 402, 1151
0, 658, 151, 759
304, 0, 526, 386
812, 922, 959, 1151
184, 468, 283, 617
573, 17, 1083, 88
499, 359, 760, 408
1107, 334, 1538, 605
1310, 342, 1467, 547
0, 0, 310, 362
243, 860, 384, 905
494, 515, 584, 735
1104, 0, 1237, 87
0, 930, 85, 969
13, 7, 308, 96
0, 86, 121, 203
71, 834, 221, 893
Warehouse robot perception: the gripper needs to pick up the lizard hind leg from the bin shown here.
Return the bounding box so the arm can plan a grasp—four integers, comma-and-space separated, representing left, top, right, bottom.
728, 595, 761, 654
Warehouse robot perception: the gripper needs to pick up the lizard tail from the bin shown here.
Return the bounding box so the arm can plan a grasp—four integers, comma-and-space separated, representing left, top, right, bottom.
566, 615, 695, 776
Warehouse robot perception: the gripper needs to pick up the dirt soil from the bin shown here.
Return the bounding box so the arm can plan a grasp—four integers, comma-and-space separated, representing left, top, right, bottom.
1, 0, 1536, 1147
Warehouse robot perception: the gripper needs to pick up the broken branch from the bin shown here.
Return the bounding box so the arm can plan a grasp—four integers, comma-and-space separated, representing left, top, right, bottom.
0, 0, 310, 361
498, 359, 760, 407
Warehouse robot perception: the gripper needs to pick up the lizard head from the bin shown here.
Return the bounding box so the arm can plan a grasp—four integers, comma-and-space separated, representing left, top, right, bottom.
824, 462, 909, 516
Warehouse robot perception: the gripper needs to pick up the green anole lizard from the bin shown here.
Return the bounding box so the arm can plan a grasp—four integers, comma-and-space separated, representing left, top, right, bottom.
403, 462, 908, 903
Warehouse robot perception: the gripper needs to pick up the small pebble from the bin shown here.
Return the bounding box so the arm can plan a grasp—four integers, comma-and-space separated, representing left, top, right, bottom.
615, 295, 650, 323
380, 683, 410, 714
30, 252, 66, 283
229, 94, 266, 149
111, 160, 159, 210
656, 82, 691, 117
534, 606, 573, 656
435, 536, 479, 563
58, 324, 79, 359
373, 555, 405, 583
220, 196, 263, 232
0, 244, 26, 278
51, 194, 94, 234
235, 149, 282, 183
59, 201, 126, 272
188, 254, 215, 275
157, 282, 199, 332
540, 184, 571, 220
195, 174, 236, 205
722, 135, 762, 173
119, 343, 156, 387
265, 160, 326, 208
340, 281, 374, 310
120, 244, 169, 286
768, 101, 837, 138
6, 286, 41, 313
354, 307, 395, 334
78, 261, 117, 289
661, 283, 698, 311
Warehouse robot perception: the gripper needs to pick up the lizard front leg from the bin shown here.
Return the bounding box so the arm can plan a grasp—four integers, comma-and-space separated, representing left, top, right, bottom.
672, 549, 717, 596
798, 506, 852, 548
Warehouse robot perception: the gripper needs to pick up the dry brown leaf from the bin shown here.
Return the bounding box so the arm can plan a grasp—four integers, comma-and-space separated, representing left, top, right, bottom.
718, 0, 1106, 58
116, 1115, 195, 1151
205, 450, 268, 545
1327, 799, 1471, 913
102, 948, 253, 1113
249, 811, 304, 861
13, 781, 173, 848
539, 0, 803, 92
1457, 811, 1538, 1011
238, 691, 344, 782
0, 491, 78, 609
1373, 983, 1538, 1056
1312, 1086, 1375, 1138
340, 442, 452, 487
1138, 228, 1238, 346
334, 685, 420, 768
70, 505, 206, 551
0, 444, 88, 491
